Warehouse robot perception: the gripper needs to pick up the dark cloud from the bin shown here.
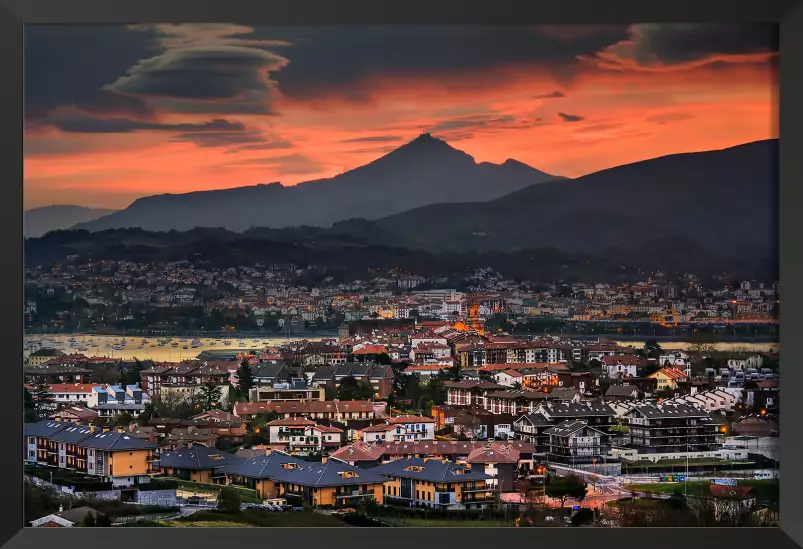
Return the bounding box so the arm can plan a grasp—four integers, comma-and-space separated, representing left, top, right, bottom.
172, 130, 267, 148
558, 113, 585, 123
534, 91, 566, 99
339, 135, 402, 143
240, 25, 631, 101
44, 111, 246, 134
24, 25, 160, 121
104, 46, 289, 115
629, 23, 778, 65
583, 24, 778, 70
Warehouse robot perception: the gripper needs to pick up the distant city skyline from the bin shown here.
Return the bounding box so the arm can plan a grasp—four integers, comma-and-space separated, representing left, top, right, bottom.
24, 23, 778, 210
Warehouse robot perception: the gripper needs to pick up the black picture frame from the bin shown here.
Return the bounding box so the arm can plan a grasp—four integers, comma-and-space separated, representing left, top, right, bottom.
2, 1, 801, 548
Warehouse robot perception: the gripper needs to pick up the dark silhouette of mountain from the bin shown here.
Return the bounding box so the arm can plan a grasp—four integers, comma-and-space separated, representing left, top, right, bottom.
355, 139, 777, 275
73, 133, 560, 233
24, 205, 117, 238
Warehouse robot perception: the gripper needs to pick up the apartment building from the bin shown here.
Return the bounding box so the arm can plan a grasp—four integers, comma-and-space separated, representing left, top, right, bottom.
234, 400, 375, 422
543, 420, 607, 464
619, 402, 723, 458
373, 457, 493, 510
265, 418, 343, 454
224, 451, 386, 506
24, 420, 156, 488
357, 415, 436, 443
155, 443, 238, 484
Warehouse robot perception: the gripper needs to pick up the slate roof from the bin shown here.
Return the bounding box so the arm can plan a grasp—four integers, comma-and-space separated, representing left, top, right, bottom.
538, 401, 616, 418
627, 402, 715, 420
156, 445, 240, 470
544, 420, 605, 437
78, 431, 157, 451
370, 457, 492, 483
25, 420, 70, 438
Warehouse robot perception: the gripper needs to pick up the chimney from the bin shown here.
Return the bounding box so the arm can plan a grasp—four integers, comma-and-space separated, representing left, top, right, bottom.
58, 505, 63, 513
117, 427, 125, 433
187, 442, 194, 449
55, 417, 61, 422
102, 426, 111, 433
89, 423, 95, 433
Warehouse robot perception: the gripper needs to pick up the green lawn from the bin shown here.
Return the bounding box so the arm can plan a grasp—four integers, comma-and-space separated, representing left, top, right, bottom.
629, 480, 779, 505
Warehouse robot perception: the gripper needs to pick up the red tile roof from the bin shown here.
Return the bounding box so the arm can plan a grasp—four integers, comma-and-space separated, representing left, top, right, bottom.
48, 383, 95, 393
388, 414, 436, 424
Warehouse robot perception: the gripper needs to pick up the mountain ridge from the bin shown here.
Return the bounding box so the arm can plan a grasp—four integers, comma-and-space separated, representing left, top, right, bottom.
73, 133, 561, 233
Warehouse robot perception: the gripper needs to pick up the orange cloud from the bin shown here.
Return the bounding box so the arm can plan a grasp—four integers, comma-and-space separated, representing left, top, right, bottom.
24, 53, 777, 210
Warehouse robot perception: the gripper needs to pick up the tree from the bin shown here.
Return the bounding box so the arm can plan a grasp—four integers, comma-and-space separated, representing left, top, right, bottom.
115, 411, 133, 427
570, 507, 595, 526
96, 513, 112, 527
82, 513, 96, 527
31, 378, 54, 419
138, 401, 157, 423
478, 370, 495, 382
643, 340, 663, 360
217, 487, 241, 513
512, 381, 523, 390
235, 358, 255, 397
199, 381, 223, 411
444, 363, 463, 382
24, 387, 38, 423
545, 475, 587, 508
337, 376, 375, 400
668, 489, 687, 511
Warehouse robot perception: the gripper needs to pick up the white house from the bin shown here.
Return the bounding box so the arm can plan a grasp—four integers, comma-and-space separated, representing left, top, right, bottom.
601, 356, 641, 379
358, 414, 436, 442
48, 383, 94, 406
265, 418, 344, 453
543, 420, 606, 460
494, 370, 525, 387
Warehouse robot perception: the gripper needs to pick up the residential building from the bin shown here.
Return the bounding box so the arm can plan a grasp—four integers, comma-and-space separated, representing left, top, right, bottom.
224, 451, 386, 506
248, 384, 325, 403
48, 383, 94, 406
543, 420, 607, 464
24, 420, 157, 488
647, 368, 689, 392
372, 457, 493, 509
47, 406, 99, 424
601, 356, 643, 379
30, 507, 104, 528
265, 418, 343, 454
155, 443, 239, 484
27, 348, 67, 367
87, 384, 150, 419
617, 402, 723, 459
234, 400, 375, 422
465, 442, 521, 491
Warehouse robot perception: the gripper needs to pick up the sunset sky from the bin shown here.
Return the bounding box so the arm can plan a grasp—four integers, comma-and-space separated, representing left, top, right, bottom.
24, 23, 778, 210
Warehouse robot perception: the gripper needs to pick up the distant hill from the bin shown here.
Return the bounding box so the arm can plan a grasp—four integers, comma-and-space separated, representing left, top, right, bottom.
24, 205, 117, 238
349, 139, 778, 275
73, 133, 561, 233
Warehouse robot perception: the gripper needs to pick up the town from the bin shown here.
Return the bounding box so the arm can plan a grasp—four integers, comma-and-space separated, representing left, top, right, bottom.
25, 258, 779, 338
23, 272, 780, 527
